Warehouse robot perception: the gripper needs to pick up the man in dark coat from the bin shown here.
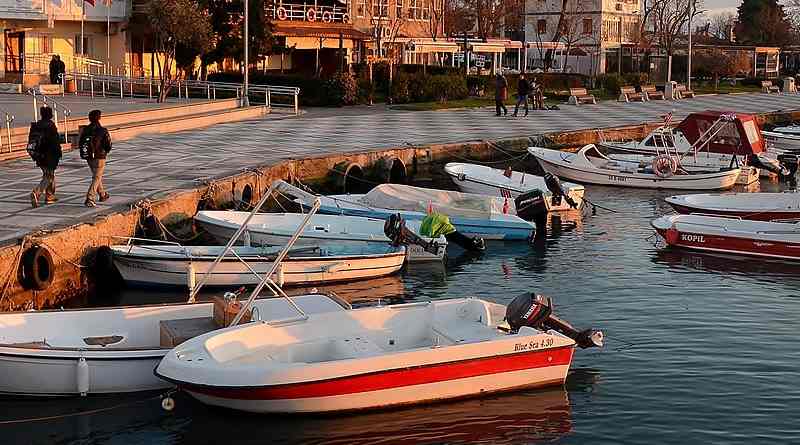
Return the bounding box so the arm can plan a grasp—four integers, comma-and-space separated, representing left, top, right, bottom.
495, 72, 508, 116
81, 109, 113, 207
56, 56, 66, 84
48, 55, 59, 84
30, 107, 62, 208
513, 74, 530, 117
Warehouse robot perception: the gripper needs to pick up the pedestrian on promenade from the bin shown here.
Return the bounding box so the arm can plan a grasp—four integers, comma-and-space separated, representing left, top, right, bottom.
513, 74, 530, 117
49, 55, 59, 84
80, 109, 112, 207
29, 107, 62, 208
56, 56, 66, 85
495, 72, 508, 116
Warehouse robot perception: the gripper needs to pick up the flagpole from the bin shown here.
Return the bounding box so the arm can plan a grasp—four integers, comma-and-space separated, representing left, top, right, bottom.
243, 0, 249, 107
80, 1, 85, 58
106, 0, 110, 69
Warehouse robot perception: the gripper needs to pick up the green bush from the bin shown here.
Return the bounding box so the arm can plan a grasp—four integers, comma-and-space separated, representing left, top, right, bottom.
357, 78, 375, 104
622, 72, 649, 87
390, 72, 412, 103
466, 75, 489, 96
596, 73, 623, 94
325, 71, 358, 106
429, 75, 468, 102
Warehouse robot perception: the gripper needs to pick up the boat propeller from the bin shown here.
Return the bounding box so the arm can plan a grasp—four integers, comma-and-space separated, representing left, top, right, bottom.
505, 293, 604, 349
384, 214, 443, 255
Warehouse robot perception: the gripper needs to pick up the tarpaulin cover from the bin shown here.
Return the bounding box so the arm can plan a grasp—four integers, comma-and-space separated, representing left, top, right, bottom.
359, 184, 502, 220
675, 111, 765, 154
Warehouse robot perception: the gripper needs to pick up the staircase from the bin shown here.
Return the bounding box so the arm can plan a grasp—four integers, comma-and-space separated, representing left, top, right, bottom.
0, 99, 268, 162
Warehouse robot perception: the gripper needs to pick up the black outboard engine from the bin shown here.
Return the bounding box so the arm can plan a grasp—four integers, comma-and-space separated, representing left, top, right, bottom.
748, 154, 790, 177
544, 173, 578, 209
504, 293, 604, 349
383, 213, 485, 253
514, 189, 548, 241
777, 154, 799, 183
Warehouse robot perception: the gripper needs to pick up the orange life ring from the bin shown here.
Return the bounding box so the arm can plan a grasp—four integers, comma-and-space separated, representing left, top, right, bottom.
322, 11, 332, 23
342, 13, 350, 22
306, 7, 316, 21
276, 7, 287, 20
665, 227, 679, 245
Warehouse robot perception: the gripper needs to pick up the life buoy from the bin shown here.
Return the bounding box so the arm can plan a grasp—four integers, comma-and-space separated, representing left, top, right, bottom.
652, 154, 677, 178
342, 13, 350, 22
306, 7, 316, 22
322, 11, 332, 23
276, 7, 287, 20
20, 244, 54, 291
665, 227, 679, 245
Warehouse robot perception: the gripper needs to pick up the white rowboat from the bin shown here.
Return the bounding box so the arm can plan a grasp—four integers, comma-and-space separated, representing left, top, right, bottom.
443, 162, 585, 211
529, 145, 741, 190
665, 192, 800, 221
112, 244, 407, 289
0, 294, 348, 396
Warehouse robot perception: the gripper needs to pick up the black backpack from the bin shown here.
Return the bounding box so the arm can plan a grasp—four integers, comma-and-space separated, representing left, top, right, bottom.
78, 127, 94, 160
26, 122, 45, 162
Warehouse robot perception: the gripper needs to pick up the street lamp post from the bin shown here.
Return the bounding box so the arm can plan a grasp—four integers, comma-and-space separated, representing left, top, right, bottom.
243, 0, 250, 107
618, 18, 622, 75
687, 0, 693, 89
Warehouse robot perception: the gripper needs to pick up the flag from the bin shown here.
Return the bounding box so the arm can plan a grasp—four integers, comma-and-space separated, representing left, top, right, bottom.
662, 111, 673, 124
500, 188, 512, 199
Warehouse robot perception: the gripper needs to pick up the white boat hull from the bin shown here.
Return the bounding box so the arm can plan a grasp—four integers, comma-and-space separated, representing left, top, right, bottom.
0, 295, 347, 396
529, 145, 740, 190
112, 246, 407, 288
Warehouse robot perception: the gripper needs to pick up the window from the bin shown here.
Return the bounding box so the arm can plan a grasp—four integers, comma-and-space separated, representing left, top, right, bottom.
396, 0, 403, 18
357, 0, 366, 17
421, 0, 429, 19
409, 0, 419, 19
582, 18, 592, 35
537, 19, 547, 35
373, 0, 388, 17
74, 34, 92, 56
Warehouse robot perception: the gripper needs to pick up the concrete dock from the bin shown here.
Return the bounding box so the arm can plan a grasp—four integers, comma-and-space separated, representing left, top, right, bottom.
2, 92, 800, 308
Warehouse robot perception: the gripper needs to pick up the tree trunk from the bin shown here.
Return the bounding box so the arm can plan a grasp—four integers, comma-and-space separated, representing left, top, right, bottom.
667, 54, 672, 83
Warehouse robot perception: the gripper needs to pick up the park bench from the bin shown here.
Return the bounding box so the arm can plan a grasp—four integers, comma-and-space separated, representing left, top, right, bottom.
761, 80, 780, 94
568, 88, 597, 105
641, 85, 664, 101
618, 86, 645, 103
675, 83, 695, 99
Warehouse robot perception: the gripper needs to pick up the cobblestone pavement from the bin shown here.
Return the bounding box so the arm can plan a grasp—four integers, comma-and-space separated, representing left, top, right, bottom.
2, 92, 800, 244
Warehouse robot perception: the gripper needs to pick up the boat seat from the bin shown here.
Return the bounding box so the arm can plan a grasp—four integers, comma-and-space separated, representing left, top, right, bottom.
331, 336, 383, 359
432, 321, 500, 344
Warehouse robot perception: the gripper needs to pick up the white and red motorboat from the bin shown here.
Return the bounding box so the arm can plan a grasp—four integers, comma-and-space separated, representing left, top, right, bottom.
665, 192, 800, 221
155, 294, 603, 414
652, 214, 800, 260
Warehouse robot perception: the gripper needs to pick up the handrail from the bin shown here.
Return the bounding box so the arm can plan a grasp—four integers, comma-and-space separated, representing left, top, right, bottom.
28, 88, 72, 145
0, 108, 13, 153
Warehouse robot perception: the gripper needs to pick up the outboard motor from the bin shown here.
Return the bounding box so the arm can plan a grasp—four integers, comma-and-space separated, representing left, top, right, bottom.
777, 154, 799, 183
514, 189, 548, 241
505, 293, 604, 349
748, 154, 790, 177
544, 173, 578, 209
384, 213, 485, 253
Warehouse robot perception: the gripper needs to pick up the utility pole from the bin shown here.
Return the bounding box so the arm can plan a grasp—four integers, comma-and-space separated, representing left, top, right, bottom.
687, 0, 693, 89
618, 18, 622, 75
243, 0, 250, 107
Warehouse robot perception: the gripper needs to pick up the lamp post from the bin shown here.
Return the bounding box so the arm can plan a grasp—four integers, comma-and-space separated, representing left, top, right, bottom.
243, 0, 250, 107
687, 0, 693, 89
618, 17, 622, 75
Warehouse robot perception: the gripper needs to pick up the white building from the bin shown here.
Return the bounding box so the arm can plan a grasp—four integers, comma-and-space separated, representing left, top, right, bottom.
1, 0, 130, 86
524, 0, 641, 75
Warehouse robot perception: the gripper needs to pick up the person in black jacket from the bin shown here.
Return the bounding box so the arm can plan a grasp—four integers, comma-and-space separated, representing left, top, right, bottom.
30, 107, 62, 208
49, 55, 59, 85
82, 109, 113, 207
513, 75, 530, 117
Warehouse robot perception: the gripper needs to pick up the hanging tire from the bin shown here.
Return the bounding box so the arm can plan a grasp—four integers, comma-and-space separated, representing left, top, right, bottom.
20, 245, 54, 291
93, 246, 115, 277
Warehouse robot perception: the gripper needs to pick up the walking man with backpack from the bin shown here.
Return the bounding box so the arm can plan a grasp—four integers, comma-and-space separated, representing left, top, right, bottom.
79, 110, 112, 207
513, 74, 531, 117
29, 107, 62, 208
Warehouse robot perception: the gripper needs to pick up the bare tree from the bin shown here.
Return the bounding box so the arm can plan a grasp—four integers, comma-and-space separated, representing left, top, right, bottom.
694, 48, 749, 89
557, 0, 590, 73
428, 0, 445, 41
708, 11, 735, 41
651, 0, 693, 82
473, 0, 505, 41
444, 0, 474, 37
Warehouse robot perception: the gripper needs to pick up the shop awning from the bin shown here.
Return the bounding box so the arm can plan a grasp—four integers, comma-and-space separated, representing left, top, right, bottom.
468, 42, 507, 53
409, 41, 459, 53
274, 23, 370, 40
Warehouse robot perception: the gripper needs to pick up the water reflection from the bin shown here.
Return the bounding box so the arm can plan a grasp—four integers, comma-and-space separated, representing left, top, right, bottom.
651, 249, 800, 286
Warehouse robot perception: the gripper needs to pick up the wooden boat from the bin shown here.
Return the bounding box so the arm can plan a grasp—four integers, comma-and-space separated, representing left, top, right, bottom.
194, 212, 446, 262
155, 294, 603, 414
443, 162, 584, 211
529, 144, 741, 190
289, 183, 536, 241
652, 214, 800, 260
0, 294, 349, 396
665, 192, 800, 221
112, 244, 407, 289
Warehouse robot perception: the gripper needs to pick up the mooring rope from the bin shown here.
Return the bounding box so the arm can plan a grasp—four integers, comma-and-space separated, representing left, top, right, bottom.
0, 236, 28, 310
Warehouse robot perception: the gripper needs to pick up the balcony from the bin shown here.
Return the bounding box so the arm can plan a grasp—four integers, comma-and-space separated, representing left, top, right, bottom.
0, 0, 129, 21
269, 2, 351, 24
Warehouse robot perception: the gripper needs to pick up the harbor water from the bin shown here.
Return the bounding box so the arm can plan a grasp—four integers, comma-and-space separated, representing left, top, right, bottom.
2, 181, 799, 444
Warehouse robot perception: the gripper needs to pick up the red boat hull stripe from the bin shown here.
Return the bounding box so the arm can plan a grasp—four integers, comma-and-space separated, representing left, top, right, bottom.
182, 346, 574, 400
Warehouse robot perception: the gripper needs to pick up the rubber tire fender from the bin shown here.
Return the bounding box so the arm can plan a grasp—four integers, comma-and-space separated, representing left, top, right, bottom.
20, 244, 54, 291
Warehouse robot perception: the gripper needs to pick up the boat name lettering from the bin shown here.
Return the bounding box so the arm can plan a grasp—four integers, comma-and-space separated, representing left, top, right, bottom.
514, 336, 554, 352
607, 175, 628, 182
681, 234, 705, 243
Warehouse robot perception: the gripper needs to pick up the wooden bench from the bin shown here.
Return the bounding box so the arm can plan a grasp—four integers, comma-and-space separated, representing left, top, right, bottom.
618, 85, 645, 102
568, 88, 597, 105
675, 83, 695, 99
762, 80, 781, 94
641, 85, 663, 101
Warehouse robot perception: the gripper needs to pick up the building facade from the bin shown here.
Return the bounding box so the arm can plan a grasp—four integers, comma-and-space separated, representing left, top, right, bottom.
524, 0, 641, 75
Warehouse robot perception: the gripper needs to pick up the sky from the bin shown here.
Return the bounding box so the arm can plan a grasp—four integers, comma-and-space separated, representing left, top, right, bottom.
701, 0, 738, 16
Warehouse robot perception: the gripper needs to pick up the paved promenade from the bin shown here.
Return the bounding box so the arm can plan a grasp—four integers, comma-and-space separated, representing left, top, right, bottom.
2, 92, 800, 244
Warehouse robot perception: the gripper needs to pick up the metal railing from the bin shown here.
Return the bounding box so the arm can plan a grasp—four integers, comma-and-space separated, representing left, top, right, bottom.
270, 2, 350, 23
62, 72, 301, 115
0, 108, 13, 153
29, 89, 72, 145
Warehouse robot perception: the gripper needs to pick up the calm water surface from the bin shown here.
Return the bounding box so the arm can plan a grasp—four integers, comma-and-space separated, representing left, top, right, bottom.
3, 182, 800, 444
